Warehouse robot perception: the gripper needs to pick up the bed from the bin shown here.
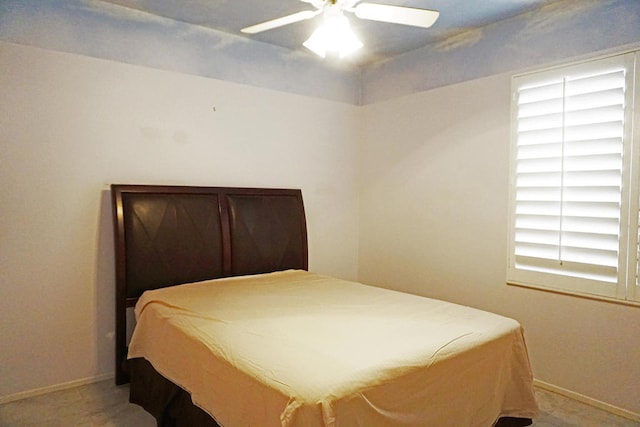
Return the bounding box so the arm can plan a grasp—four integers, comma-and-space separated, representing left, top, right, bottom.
111, 184, 539, 427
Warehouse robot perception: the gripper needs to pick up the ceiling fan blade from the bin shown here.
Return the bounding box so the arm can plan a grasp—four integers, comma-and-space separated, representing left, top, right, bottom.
241, 10, 318, 34
301, 0, 326, 8
354, 3, 439, 28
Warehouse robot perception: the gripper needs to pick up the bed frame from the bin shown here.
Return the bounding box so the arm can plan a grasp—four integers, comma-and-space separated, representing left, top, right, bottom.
111, 184, 308, 385
111, 184, 531, 427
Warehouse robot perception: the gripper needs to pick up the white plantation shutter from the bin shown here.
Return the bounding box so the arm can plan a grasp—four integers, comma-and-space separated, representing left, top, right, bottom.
508, 53, 638, 300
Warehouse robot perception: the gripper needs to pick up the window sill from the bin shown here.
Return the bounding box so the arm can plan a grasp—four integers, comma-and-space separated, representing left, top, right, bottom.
507, 281, 640, 308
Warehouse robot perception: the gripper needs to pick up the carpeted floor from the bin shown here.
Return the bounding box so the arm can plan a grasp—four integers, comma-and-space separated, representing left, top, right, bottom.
1, 380, 638, 426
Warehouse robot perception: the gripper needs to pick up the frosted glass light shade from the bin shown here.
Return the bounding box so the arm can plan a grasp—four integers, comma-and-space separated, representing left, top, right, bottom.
303, 14, 362, 58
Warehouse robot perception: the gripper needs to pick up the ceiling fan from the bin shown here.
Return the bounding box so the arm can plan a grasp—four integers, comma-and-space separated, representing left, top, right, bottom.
241, 0, 440, 58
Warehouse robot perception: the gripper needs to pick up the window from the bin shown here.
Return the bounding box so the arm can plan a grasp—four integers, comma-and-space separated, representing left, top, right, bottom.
507, 51, 640, 302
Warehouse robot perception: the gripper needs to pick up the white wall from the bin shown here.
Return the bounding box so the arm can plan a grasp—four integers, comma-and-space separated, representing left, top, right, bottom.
358, 72, 640, 415
0, 41, 360, 398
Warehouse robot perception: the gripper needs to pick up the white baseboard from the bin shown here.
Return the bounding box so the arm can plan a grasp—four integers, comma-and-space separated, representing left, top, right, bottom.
0, 373, 114, 405
534, 379, 640, 422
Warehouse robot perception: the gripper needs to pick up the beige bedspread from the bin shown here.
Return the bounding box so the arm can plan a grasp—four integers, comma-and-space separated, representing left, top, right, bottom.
129, 270, 538, 427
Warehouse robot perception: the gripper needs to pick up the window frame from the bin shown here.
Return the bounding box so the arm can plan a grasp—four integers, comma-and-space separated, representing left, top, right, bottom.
506, 50, 640, 304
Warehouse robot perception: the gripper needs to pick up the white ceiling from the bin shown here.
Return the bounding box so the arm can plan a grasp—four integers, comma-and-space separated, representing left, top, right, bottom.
97, 0, 557, 65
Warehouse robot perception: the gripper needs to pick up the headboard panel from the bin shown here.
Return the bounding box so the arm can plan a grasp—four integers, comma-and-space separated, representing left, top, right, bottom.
227, 193, 308, 276
121, 192, 225, 298
111, 185, 308, 384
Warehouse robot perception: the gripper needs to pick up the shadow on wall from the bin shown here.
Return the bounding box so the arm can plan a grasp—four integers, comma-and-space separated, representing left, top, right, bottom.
95, 189, 115, 377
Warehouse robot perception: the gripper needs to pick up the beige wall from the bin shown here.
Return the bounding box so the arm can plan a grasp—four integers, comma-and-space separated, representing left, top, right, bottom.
0, 41, 360, 398
358, 72, 640, 415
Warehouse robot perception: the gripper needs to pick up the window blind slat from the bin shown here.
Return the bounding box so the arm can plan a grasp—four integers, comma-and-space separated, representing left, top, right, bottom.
514, 255, 618, 284
565, 88, 624, 112
565, 70, 626, 96
561, 230, 619, 251
564, 138, 623, 156
518, 81, 563, 104
515, 214, 560, 231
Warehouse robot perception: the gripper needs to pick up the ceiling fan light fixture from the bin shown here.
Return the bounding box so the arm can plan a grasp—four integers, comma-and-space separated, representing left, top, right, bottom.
303, 13, 362, 58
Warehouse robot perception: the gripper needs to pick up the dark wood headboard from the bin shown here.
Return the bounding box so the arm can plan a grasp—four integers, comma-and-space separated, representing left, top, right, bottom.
111, 185, 308, 384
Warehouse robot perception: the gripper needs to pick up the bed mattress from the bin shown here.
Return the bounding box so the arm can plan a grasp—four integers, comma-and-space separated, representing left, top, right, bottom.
128, 270, 538, 426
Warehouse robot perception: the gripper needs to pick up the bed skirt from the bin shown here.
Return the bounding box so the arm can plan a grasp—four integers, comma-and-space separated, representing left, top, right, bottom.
128, 358, 532, 427
129, 358, 220, 427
